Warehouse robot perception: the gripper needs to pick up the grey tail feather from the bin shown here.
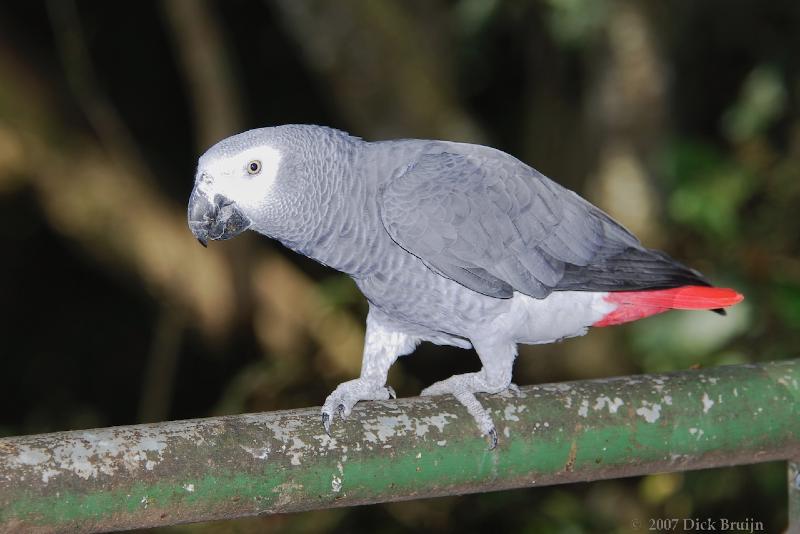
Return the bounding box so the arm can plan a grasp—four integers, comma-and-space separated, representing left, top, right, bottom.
555, 247, 713, 293
556, 247, 728, 317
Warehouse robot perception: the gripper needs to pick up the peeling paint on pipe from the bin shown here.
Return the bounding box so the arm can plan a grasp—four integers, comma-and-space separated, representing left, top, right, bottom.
1, 360, 798, 533
790, 459, 800, 528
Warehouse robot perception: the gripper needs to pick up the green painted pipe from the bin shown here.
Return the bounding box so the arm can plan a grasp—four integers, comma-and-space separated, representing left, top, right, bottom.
1, 360, 798, 533
791, 460, 800, 528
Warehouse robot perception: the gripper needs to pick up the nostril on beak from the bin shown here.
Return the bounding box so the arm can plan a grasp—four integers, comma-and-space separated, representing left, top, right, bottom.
214, 194, 234, 209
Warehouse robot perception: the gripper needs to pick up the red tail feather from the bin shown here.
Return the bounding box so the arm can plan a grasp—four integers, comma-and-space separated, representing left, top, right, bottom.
593, 286, 744, 327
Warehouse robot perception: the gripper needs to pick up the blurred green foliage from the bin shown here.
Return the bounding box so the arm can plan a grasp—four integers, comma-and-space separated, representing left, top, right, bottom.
665, 141, 756, 240
545, 0, 609, 46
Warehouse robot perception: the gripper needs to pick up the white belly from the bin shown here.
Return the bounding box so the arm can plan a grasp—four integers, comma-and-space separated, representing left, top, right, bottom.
479, 290, 615, 345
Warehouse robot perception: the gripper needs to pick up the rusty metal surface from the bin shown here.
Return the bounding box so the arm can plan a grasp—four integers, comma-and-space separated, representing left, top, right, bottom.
1, 359, 798, 533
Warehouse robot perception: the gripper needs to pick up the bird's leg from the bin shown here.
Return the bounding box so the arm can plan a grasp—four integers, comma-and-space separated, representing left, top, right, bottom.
421, 340, 517, 448
321, 309, 418, 435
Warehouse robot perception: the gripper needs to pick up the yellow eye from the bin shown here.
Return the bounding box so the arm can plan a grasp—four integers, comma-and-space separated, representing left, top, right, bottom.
247, 160, 262, 175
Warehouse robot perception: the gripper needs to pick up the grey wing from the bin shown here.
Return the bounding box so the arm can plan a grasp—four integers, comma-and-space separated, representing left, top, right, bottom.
378, 151, 708, 299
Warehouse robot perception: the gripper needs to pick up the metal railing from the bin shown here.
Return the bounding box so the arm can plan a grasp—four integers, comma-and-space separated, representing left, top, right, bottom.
1, 359, 798, 533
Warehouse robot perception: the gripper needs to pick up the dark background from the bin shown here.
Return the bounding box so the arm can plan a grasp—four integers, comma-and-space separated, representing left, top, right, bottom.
1, 1, 798, 532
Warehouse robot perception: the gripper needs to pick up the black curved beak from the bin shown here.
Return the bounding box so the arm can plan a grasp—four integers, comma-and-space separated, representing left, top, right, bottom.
188, 185, 252, 247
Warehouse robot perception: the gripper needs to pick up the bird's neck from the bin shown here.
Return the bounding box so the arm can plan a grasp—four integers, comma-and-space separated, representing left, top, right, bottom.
259, 140, 390, 277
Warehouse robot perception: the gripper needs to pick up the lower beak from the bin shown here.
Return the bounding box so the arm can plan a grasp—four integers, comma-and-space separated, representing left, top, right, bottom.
187, 186, 252, 247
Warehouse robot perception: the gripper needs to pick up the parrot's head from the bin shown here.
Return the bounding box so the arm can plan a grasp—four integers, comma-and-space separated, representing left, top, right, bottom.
188, 128, 286, 247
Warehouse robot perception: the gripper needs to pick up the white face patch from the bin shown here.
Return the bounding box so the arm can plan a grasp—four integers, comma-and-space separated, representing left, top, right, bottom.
196, 146, 283, 215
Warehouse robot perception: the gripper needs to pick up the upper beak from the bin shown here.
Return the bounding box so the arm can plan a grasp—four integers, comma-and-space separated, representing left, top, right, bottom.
188, 184, 252, 247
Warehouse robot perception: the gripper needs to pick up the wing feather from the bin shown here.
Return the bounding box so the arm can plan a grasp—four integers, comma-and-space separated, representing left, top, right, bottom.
379, 151, 708, 299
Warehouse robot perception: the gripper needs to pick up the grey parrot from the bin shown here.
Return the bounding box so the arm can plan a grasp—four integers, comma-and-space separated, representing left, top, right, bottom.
188, 124, 742, 447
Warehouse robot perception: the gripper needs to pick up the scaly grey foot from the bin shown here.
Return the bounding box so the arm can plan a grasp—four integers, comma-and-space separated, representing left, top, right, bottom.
507, 383, 523, 397
421, 372, 509, 449
321, 378, 396, 435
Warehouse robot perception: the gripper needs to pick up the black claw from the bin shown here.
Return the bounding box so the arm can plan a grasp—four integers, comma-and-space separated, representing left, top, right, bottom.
487, 427, 498, 450
322, 412, 331, 436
